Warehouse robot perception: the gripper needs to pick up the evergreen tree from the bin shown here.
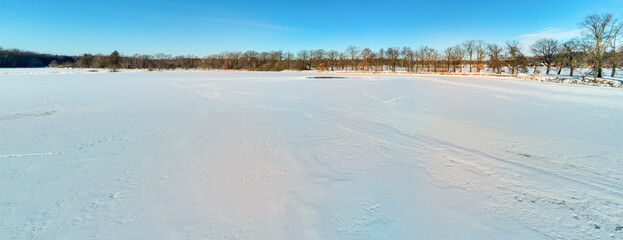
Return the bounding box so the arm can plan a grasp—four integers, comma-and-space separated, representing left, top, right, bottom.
107, 51, 120, 71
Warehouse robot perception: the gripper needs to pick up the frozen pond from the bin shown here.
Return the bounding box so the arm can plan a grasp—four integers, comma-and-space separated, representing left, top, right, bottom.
1, 70, 622, 239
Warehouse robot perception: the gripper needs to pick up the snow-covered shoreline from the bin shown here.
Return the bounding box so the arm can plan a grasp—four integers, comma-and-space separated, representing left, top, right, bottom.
4, 67, 622, 89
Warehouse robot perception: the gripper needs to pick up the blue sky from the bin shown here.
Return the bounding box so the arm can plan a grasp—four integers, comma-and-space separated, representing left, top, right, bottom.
1, 0, 621, 56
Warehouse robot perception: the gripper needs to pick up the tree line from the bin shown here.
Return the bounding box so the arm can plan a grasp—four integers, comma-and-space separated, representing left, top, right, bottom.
0, 48, 74, 68
2, 13, 621, 81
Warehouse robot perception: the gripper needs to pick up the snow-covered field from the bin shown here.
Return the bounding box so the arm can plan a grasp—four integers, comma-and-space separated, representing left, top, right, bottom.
1, 69, 622, 239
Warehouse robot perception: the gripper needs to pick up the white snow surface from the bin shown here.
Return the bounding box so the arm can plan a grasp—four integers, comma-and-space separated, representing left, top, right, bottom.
1, 69, 622, 239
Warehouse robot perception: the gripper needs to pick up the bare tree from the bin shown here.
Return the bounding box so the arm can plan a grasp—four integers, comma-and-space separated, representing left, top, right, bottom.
475, 40, 487, 72
431, 49, 440, 72
284, 52, 294, 70
580, 13, 620, 80
311, 49, 326, 69
609, 21, 622, 77
487, 44, 503, 74
444, 47, 454, 72
416, 46, 426, 72
345, 45, 360, 70
377, 48, 385, 71
531, 38, 558, 74
505, 40, 522, 74
453, 45, 465, 72
401, 47, 414, 72
243, 51, 258, 69
76, 54, 93, 68
297, 50, 310, 70
386, 47, 400, 72
462, 40, 476, 72
367, 51, 377, 71
338, 52, 347, 70
487, 43, 503, 74
361, 48, 373, 71
561, 39, 581, 76
326, 50, 339, 71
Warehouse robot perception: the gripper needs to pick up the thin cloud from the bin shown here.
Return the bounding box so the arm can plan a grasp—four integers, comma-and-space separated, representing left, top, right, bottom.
184, 15, 307, 33
160, 2, 306, 33
515, 26, 582, 48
